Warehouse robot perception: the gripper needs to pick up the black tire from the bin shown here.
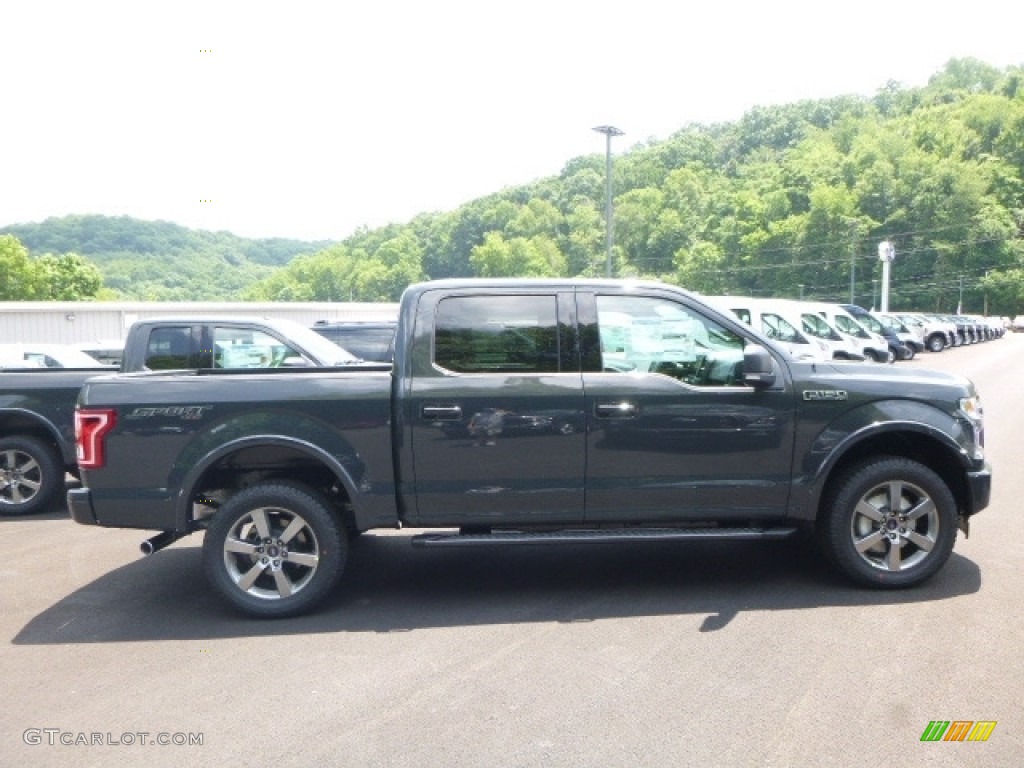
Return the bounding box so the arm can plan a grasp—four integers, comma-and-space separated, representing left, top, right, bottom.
926, 335, 945, 353
817, 457, 957, 588
0, 436, 63, 516
202, 482, 347, 618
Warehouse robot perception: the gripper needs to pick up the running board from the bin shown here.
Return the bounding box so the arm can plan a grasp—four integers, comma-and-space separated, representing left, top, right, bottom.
411, 526, 798, 548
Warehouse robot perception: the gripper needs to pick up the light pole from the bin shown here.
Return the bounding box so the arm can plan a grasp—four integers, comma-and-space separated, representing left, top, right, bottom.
878, 240, 895, 312
593, 125, 624, 277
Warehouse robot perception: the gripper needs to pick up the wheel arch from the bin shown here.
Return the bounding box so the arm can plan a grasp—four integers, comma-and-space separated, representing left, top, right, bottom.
805, 424, 973, 524
0, 408, 73, 468
174, 435, 366, 533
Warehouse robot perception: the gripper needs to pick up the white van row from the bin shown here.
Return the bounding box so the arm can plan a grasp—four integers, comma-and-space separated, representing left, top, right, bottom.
703, 296, 894, 363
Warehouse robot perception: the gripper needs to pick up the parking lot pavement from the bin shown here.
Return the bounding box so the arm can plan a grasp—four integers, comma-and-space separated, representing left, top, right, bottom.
2, 336, 1021, 767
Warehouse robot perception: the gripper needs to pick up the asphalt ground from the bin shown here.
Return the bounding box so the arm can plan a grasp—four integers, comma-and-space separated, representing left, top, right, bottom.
2, 332, 1021, 767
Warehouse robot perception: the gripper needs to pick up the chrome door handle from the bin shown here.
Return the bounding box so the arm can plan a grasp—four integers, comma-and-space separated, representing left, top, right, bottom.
422, 405, 463, 421
595, 402, 638, 418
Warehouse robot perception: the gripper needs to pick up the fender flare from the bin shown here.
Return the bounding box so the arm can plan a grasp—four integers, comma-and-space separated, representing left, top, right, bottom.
173, 434, 366, 531
0, 407, 73, 465
798, 417, 972, 522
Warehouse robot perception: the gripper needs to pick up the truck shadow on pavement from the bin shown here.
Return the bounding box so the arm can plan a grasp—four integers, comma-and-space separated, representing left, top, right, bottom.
13, 533, 981, 645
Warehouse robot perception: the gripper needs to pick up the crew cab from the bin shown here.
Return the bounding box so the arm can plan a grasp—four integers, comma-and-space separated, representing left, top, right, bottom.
68, 279, 991, 617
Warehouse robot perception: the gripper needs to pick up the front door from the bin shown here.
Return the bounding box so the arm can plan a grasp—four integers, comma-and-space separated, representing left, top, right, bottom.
581, 291, 796, 523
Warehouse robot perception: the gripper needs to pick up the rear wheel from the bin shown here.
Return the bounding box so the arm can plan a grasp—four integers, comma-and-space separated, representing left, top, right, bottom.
926, 335, 945, 353
817, 457, 957, 588
202, 482, 347, 617
0, 436, 63, 516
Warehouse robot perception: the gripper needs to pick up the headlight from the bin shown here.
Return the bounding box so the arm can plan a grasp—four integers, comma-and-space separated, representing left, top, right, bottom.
959, 395, 985, 458
959, 396, 983, 422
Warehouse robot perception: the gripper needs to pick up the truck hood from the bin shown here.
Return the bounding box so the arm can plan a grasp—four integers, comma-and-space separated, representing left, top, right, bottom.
789, 359, 976, 400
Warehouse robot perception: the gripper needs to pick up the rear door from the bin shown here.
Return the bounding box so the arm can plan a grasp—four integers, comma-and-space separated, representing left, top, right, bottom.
405, 287, 586, 527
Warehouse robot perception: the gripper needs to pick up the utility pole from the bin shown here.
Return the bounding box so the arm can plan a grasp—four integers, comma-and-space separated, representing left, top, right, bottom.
848, 222, 859, 304
593, 125, 624, 277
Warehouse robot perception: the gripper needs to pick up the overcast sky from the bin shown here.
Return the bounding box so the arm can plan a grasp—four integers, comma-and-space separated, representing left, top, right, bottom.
2, 0, 1022, 242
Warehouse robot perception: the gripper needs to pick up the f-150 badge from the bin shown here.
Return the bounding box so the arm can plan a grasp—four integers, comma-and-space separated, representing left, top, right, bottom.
803, 390, 848, 401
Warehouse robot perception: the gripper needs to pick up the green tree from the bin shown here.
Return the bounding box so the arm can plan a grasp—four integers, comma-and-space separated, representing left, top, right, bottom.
34, 252, 104, 299
470, 232, 567, 277
0, 235, 42, 298
980, 269, 1024, 315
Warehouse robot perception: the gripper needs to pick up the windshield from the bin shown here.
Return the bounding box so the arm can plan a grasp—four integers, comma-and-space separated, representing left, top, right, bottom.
263, 319, 363, 364
832, 314, 869, 338
801, 313, 837, 340
857, 314, 884, 333
761, 313, 805, 344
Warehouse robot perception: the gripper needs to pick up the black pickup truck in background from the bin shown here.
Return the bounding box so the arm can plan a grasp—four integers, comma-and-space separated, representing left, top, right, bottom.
68, 279, 991, 618
0, 317, 361, 515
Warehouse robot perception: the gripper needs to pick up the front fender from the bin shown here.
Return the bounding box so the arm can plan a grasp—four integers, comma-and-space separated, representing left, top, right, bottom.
793, 398, 975, 521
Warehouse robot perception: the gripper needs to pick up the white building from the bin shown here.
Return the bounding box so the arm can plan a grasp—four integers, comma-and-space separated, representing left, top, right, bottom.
0, 301, 399, 345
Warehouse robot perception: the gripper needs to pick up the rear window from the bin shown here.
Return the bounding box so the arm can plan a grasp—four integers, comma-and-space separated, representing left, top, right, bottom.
144, 326, 196, 370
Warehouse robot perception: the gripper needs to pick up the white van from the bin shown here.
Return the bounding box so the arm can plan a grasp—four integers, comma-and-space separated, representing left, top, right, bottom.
800, 302, 892, 363
755, 299, 867, 361
704, 296, 830, 362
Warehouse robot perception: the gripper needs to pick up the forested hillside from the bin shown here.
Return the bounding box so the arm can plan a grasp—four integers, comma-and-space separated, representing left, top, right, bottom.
0, 215, 330, 300
244, 58, 1024, 314
4, 58, 1023, 312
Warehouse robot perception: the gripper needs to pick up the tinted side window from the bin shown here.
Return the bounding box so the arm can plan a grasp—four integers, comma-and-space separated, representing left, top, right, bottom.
434, 295, 559, 373
315, 326, 396, 362
596, 295, 745, 386
145, 327, 194, 370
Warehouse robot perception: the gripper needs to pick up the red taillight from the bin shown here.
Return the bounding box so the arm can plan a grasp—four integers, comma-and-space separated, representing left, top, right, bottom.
75, 408, 117, 469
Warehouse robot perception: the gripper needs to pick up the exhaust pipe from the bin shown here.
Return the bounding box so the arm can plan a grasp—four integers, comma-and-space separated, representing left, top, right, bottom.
140, 530, 188, 556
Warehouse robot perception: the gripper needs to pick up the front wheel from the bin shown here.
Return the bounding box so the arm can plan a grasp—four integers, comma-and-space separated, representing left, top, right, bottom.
817, 457, 957, 588
202, 482, 347, 618
0, 436, 63, 516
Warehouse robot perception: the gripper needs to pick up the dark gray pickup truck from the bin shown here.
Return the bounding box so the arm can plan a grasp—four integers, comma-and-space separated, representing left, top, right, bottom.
1, 317, 358, 515
68, 279, 991, 617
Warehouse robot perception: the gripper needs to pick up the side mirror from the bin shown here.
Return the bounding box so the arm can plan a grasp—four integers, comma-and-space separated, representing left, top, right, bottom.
743, 344, 776, 388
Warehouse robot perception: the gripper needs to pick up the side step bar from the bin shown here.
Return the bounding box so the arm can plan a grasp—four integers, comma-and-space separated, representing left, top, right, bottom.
412, 526, 798, 548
